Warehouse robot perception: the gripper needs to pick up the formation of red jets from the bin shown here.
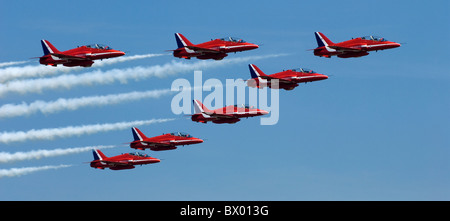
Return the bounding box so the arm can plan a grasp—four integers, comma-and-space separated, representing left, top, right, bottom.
36, 32, 400, 170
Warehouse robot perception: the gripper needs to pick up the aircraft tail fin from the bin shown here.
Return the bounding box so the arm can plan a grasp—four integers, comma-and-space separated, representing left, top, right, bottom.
314, 32, 334, 47
193, 99, 212, 117
131, 127, 149, 141
248, 64, 268, 78
175, 33, 194, 48
92, 149, 107, 161
41, 40, 61, 55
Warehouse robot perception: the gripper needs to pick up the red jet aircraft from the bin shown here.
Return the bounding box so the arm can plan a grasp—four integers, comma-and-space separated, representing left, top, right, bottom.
172, 33, 259, 60
313, 32, 401, 58
191, 100, 269, 124
247, 64, 328, 90
90, 149, 160, 170
39, 40, 125, 67
130, 127, 203, 151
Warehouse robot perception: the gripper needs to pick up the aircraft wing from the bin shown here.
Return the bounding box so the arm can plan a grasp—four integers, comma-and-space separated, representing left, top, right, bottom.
167, 139, 197, 143
100, 160, 130, 166
203, 112, 236, 119
258, 75, 295, 84
140, 139, 194, 147
185, 46, 222, 54
327, 45, 362, 52
140, 141, 173, 147
50, 53, 90, 61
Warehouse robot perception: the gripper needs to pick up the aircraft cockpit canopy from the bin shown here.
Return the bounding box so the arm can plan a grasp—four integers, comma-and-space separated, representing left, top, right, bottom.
169, 132, 193, 138
290, 68, 316, 73
128, 152, 149, 157
360, 36, 388, 42
85, 44, 112, 50
220, 37, 246, 43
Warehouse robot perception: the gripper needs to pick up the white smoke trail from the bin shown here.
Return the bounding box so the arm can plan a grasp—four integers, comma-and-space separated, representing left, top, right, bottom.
0, 54, 286, 97
0, 88, 174, 118
0, 64, 80, 83
0, 164, 72, 178
0, 145, 116, 163
91, 53, 167, 67
0, 53, 165, 83
0, 60, 30, 68
0, 118, 175, 144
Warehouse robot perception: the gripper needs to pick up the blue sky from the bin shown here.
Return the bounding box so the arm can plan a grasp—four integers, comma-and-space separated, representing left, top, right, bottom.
0, 0, 449, 200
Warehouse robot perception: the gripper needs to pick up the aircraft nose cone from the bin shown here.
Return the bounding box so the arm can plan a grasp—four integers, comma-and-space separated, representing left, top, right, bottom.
260, 110, 269, 115
389, 42, 401, 48
195, 138, 204, 143
112, 50, 125, 57
249, 43, 259, 50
